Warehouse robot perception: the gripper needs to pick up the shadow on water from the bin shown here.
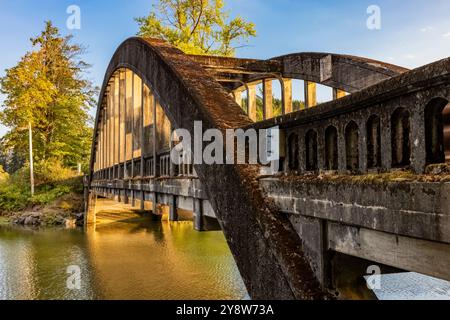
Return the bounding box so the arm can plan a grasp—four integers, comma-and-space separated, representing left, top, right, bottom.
0, 206, 248, 300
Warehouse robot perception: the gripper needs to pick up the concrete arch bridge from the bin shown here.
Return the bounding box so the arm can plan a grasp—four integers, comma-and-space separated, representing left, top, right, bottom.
87, 37, 450, 300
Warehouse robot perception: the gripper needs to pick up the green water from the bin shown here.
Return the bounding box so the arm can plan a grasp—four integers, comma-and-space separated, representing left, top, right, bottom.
0, 212, 247, 300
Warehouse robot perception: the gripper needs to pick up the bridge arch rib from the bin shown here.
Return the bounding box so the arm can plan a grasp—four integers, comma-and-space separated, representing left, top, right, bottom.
89, 37, 327, 300
189, 52, 409, 122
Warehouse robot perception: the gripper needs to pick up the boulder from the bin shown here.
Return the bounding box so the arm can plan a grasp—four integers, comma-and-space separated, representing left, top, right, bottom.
24, 216, 39, 226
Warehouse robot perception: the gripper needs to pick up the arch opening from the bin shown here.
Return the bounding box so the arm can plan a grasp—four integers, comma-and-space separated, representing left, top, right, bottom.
391, 108, 411, 167
305, 130, 318, 171
325, 126, 338, 171
425, 98, 450, 165
345, 121, 359, 172
367, 115, 382, 169
288, 133, 299, 171
93, 67, 172, 180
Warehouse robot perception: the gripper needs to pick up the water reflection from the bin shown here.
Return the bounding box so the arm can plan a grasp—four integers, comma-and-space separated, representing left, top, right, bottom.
0, 208, 247, 300
0, 227, 96, 300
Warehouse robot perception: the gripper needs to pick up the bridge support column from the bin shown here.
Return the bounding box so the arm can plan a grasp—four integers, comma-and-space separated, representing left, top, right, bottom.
248, 83, 257, 121
193, 198, 204, 231
305, 81, 317, 108
283, 79, 293, 114
123, 189, 129, 205
140, 189, 145, 211
152, 192, 159, 216
263, 79, 273, 119
84, 191, 97, 227
131, 190, 136, 207
169, 195, 178, 222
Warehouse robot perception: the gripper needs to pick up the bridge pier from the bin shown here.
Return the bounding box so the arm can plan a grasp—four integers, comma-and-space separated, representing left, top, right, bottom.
193, 199, 203, 232
131, 189, 136, 207
151, 192, 160, 218
168, 195, 178, 222
84, 191, 97, 226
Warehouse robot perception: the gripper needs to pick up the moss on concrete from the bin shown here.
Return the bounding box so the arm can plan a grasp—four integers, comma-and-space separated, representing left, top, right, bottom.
281, 168, 450, 186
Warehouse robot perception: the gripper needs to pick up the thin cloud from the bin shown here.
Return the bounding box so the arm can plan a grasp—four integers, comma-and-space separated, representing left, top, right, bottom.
443, 31, 450, 37
420, 26, 434, 32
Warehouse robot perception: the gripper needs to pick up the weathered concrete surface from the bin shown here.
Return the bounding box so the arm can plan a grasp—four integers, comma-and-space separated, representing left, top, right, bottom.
260, 178, 450, 286
89, 36, 449, 299
250, 57, 450, 132
261, 178, 450, 243
249, 58, 450, 174
277, 53, 408, 93
195, 52, 409, 93
90, 38, 327, 300
328, 223, 450, 282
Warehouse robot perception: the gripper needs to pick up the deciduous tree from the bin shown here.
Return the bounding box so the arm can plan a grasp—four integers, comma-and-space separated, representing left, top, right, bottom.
136, 0, 256, 56
0, 21, 96, 170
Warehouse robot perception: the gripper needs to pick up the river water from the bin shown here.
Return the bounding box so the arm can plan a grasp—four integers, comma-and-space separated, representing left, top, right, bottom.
0, 210, 247, 300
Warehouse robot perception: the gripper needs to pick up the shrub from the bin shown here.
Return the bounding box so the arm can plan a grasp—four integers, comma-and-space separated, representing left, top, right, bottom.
33, 159, 79, 185
31, 185, 72, 206
0, 159, 84, 214
0, 182, 30, 212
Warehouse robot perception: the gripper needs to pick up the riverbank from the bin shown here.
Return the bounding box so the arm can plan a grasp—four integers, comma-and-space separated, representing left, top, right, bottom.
0, 161, 86, 227
3, 192, 85, 227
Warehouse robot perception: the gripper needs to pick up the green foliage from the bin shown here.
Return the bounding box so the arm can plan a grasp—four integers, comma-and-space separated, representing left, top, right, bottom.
136, 0, 256, 56
30, 185, 72, 206
0, 159, 83, 214
0, 182, 29, 212
0, 21, 96, 170
33, 159, 78, 185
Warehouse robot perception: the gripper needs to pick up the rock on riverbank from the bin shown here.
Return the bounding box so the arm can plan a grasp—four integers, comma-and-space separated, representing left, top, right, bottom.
4, 192, 86, 228
11, 211, 84, 227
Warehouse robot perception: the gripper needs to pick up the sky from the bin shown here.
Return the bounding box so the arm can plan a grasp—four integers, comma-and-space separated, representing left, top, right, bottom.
1, 0, 450, 136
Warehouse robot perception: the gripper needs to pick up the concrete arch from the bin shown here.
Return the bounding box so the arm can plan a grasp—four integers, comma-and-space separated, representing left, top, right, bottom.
89, 37, 326, 300
194, 52, 408, 94
274, 52, 408, 93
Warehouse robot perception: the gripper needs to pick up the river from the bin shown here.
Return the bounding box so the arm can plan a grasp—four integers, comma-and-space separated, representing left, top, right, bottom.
0, 210, 248, 300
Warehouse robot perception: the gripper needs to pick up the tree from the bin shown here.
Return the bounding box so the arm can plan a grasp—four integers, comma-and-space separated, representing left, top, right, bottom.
136, 0, 256, 56
0, 21, 96, 170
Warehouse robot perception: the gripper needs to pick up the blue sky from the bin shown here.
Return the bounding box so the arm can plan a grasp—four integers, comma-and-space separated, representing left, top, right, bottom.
1, 0, 450, 136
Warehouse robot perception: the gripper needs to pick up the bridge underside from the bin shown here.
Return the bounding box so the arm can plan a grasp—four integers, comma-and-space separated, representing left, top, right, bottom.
90, 177, 220, 231
88, 37, 450, 299
87, 174, 450, 299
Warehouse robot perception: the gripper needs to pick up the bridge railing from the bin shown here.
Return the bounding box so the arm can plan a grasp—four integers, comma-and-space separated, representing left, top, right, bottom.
248, 60, 450, 176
